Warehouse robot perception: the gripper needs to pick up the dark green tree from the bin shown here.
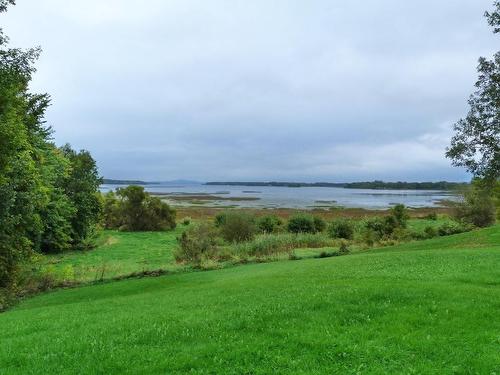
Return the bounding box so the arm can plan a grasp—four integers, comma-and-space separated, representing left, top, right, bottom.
115, 186, 176, 231
446, 2, 500, 181
0, 0, 46, 289
60, 144, 102, 249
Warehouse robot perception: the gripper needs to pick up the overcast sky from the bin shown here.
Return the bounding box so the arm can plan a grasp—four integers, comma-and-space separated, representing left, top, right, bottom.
2, 1, 498, 182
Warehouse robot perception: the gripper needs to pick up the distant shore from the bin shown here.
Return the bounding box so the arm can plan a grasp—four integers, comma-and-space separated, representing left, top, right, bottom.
205, 181, 468, 190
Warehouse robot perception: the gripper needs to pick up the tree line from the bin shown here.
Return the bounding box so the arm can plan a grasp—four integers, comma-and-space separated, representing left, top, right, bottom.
0, 1, 101, 298
206, 181, 469, 190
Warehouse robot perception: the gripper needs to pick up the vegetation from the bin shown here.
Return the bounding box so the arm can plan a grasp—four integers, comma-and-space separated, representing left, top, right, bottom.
287, 214, 324, 234
0, 225, 498, 373
453, 181, 497, 227
256, 215, 283, 233
175, 223, 219, 265
0, 1, 100, 304
218, 211, 256, 243
206, 180, 468, 190
102, 186, 176, 231
446, 1, 499, 181
328, 218, 355, 239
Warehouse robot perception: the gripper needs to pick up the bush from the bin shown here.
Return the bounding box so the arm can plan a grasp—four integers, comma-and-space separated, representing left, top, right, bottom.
287, 215, 317, 234
102, 191, 122, 229
219, 212, 256, 243
453, 183, 496, 228
424, 226, 438, 238
362, 206, 409, 240
257, 215, 283, 233
313, 217, 326, 233
437, 222, 472, 236
214, 213, 227, 227
328, 218, 355, 239
339, 240, 350, 255
363, 217, 391, 238
234, 233, 333, 257
175, 223, 219, 264
424, 212, 438, 221
390, 204, 409, 228
181, 217, 191, 226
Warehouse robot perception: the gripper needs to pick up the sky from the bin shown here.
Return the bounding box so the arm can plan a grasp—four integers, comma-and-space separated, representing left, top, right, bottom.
2, 0, 498, 182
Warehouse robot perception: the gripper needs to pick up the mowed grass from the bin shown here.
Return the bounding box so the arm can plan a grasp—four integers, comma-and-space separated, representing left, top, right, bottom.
1, 226, 499, 374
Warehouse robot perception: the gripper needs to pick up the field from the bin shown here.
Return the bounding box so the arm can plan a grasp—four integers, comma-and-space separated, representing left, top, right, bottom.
39, 216, 454, 284
1, 224, 498, 374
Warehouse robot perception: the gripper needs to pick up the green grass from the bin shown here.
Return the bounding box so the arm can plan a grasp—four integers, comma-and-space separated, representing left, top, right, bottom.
42, 228, 185, 282
1, 226, 499, 374
41, 217, 451, 283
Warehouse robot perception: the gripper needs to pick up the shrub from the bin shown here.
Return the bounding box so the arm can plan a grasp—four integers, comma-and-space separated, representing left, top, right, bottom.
362, 206, 409, 240
175, 223, 219, 264
257, 215, 283, 233
219, 212, 256, 243
313, 216, 326, 233
214, 213, 227, 227
102, 191, 122, 229
181, 217, 191, 226
424, 226, 438, 238
424, 212, 438, 221
287, 214, 317, 234
328, 218, 355, 239
390, 204, 409, 228
339, 240, 350, 255
364, 217, 391, 238
453, 183, 496, 228
234, 233, 333, 257
437, 222, 472, 236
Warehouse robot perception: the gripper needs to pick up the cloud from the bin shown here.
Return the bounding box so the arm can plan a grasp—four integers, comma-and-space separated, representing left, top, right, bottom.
2, 0, 497, 181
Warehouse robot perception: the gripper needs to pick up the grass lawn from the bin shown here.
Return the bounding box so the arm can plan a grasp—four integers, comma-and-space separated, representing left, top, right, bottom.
1, 225, 499, 374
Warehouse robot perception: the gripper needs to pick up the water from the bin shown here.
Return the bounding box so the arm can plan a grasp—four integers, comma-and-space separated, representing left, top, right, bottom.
100, 183, 457, 209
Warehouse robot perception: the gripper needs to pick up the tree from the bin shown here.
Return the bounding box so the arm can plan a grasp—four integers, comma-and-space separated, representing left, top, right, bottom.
0, 1, 46, 289
446, 2, 500, 181
60, 145, 102, 249
113, 186, 176, 231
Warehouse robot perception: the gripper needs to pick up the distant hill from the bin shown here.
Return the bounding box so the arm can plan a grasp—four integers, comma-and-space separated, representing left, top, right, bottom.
205, 181, 468, 190
102, 179, 158, 185
102, 179, 201, 186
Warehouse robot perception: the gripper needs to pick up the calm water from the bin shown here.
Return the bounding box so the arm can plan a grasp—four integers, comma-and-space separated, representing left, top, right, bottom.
101, 183, 457, 210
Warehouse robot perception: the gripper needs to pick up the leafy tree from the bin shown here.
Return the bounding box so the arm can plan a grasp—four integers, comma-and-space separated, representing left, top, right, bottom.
453, 180, 496, 227
60, 145, 102, 248
1, 0, 103, 301
113, 186, 176, 231
0, 1, 46, 289
446, 2, 500, 181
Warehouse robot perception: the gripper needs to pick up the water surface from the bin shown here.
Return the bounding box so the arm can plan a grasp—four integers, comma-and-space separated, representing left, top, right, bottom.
100, 183, 456, 209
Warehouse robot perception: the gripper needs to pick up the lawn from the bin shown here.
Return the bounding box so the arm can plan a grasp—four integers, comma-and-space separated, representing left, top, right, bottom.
1, 225, 499, 374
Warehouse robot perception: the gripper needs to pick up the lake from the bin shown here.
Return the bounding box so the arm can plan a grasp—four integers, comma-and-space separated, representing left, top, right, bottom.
100, 183, 457, 210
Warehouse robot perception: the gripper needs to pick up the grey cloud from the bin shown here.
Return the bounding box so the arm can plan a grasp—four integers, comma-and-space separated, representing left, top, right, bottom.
2, 0, 497, 181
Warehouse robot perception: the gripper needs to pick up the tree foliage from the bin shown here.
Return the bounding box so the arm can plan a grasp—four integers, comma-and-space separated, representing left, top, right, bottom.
1, 2, 102, 294
446, 2, 500, 181
103, 186, 176, 231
